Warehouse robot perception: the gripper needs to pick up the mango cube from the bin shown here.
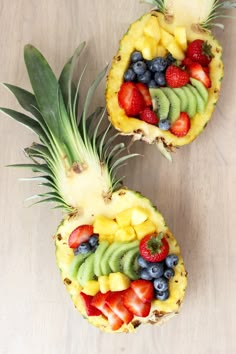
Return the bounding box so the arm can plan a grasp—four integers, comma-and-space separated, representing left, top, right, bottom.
160, 28, 174, 47
166, 39, 185, 60
98, 275, 110, 294
109, 272, 130, 292
174, 27, 187, 51
133, 219, 156, 240
94, 215, 118, 234
131, 207, 149, 225
114, 226, 136, 242
156, 44, 168, 57
99, 233, 114, 244
116, 208, 132, 227
135, 35, 158, 60
144, 16, 161, 42
82, 280, 100, 296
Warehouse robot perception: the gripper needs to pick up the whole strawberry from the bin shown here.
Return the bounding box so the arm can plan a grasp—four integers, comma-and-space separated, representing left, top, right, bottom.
118, 82, 145, 116
165, 65, 189, 88
187, 39, 213, 66
139, 232, 169, 263
140, 107, 159, 125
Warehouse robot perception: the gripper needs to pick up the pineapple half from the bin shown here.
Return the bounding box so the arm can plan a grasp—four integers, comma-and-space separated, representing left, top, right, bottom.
0, 44, 187, 333
106, 0, 236, 158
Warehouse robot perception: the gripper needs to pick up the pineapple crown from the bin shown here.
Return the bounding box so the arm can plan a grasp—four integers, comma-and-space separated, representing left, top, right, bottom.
0, 43, 137, 212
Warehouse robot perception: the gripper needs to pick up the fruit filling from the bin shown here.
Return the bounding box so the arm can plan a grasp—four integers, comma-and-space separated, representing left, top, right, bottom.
117, 21, 212, 138
67, 206, 180, 330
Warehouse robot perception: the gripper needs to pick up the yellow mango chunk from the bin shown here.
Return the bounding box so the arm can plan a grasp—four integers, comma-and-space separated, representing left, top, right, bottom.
144, 16, 161, 42
133, 219, 156, 240
131, 207, 149, 225
94, 215, 118, 234
174, 27, 187, 51
82, 280, 100, 296
160, 28, 174, 47
98, 275, 110, 294
109, 272, 131, 292
156, 44, 168, 57
135, 35, 158, 60
166, 39, 185, 60
99, 234, 114, 244
114, 226, 136, 242
116, 208, 132, 227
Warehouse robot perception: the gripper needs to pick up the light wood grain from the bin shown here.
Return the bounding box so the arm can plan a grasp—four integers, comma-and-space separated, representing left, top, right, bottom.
0, 1, 236, 353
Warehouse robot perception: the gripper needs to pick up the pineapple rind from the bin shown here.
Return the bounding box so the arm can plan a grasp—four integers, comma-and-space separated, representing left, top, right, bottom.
55, 189, 187, 333
106, 11, 223, 148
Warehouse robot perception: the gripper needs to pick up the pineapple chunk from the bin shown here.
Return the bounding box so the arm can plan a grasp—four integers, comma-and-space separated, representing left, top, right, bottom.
131, 207, 149, 225
135, 35, 158, 60
114, 226, 136, 242
98, 275, 110, 294
157, 44, 168, 57
109, 272, 130, 292
160, 28, 174, 47
82, 280, 100, 296
144, 16, 161, 43
94, 215, 118, 234
133, 219, 156, 240
99, 234, 114, 244
116, 208, 132, 227
174, 27, 187, 51
166, 39, 185, 60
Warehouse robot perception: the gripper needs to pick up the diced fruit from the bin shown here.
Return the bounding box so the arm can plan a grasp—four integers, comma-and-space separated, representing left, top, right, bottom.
136, 83, 152, 106
188, 62, 211, 88
154, 289, 170, 301
109, 272, 131, 292
156, 44, 167, 57
68, 224, 94, 249
144, 16, 161, 42
133, 219, 156, 240
170, 112, 191, 137
98, 275, 110, 293
165, 65, 190, 88
80, 292, 102, 317
160, 28, 174, 47
82, 280, 100, 296
94, 215, 118, 235
106, 291, 134, 324
109, 240, 139, 273
153, 277, 168, 292
140, 108, 159, 125
123, 288, 151, 317
139, 232, 169, 263
166, 39, 185, 61
115, 226, 136, 242
130, 279, 154, 303
174, 27, 187, 51
131, 207, 149, 225
115, 208, 132, 227
91, 291, 110, 312
99, 234, 114, 243
182, 57, 194, 69
165, 254, 179, 268
118, 82, 145, 116
187, 39, 213, 66
135, 35, 158, 60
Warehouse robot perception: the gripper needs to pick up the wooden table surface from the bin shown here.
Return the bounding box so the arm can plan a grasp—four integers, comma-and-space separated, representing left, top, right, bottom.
0, 1, 236, 353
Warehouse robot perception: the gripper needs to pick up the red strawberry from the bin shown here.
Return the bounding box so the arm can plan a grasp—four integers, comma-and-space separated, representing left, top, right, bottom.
136, 83, 152, 106
140, 108, 159, 125
187, 39, 213, 66
182, 57, 194, 69
139, 232, 169, 263
170, 112, 191, 137
106, 291, 133, 324
118, 82, 145, 116
80, 292, 102, 317
123, 288, 151, 317
165, 65, 190, 88
130, 280, 154, 304
68, 224, 94, 248
188, 62, 211, 88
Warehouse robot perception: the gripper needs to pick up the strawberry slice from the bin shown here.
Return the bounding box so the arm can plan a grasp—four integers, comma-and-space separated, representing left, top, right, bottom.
123, 288, 151, 317
68, 224, 94, 248
80, 292, 102, 317
188, 62, 211, 88
106, 291, 134, 324
136, 83, 152, 106
170, 112, 191, 137
140, 108, 159, 125
118, 82, 145, 116
130, 280, 154, 304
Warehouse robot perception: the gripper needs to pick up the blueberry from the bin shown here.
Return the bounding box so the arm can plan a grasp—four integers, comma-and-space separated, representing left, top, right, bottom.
165, 254, 179, 268
137, 70, 152, 84
166, 53, 176, 65
133, 61, 147, 75
139, 268, 153, 281
124, 68, 136, 82
131, 51, 143, 63
77, 242, 92, 254
148, 80, 158, 88
149, 57, 168, 72
154, 72, 166, 86
137, 255, 150, 268
147, 262, 164, 279
88, 234, 99, 248
158, 119, 171, 131
154, 289, 169, 301
153, 277, 168, 292
164, 268, 175, 279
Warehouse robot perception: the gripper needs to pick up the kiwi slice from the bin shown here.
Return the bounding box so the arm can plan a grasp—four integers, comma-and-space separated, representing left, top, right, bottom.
122, 247, 139, 280
149, 88, 170, 120
68, 252, 91, 280
173, 87, 188, 112
190, 78, 209, 103
77, 262, 85, 286
187, 84, 206, 114
94, 241, 109, 277
162, 87, 181, 123
109, 240, 139, 273
182, 86, 197, 118
100, 242, 122, 276
77, 253, 96, 286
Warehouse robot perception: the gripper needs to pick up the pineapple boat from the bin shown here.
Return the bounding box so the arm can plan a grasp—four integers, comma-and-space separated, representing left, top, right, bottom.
106, 0, 236, 159
0, 44, 187, 333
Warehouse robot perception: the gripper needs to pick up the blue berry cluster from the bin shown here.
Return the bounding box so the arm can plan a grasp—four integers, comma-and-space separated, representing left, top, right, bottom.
124, 51, 176, 88
138, 254, 179, 301
74, 234, 99, 255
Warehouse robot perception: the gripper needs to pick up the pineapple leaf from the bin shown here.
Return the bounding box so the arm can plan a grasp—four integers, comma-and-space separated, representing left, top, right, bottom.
8, 163, 52, 175
142, 0, 165, 12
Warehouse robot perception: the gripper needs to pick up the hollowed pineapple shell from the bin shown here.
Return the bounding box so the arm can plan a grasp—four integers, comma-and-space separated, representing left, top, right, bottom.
106, 11, 224, 149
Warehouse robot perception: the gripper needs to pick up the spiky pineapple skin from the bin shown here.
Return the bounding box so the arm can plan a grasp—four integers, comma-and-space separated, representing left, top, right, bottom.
106, 11, 224, 149
55, 189, 187, 333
